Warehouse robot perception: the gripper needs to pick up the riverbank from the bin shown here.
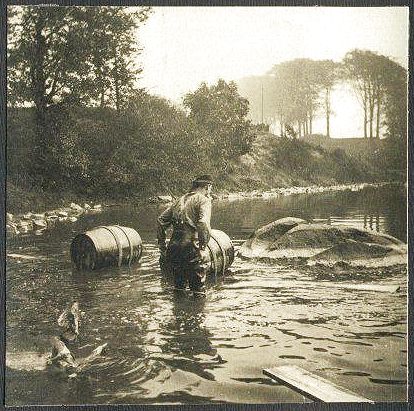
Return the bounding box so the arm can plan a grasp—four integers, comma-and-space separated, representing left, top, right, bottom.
7, 127, 406, 215
6, 201, 104, 237
214, 181, 398, 201
6, 181, 404, 238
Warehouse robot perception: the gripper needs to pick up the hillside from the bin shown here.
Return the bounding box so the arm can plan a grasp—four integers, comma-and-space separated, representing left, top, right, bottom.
299, 135, 384, 157
223, 133, 381, 191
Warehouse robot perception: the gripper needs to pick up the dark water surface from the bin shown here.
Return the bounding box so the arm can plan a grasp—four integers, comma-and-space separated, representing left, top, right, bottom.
6, 184, 407, 405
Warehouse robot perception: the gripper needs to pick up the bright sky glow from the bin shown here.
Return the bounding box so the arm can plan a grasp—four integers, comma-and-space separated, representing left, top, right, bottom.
137, 6, 408, 137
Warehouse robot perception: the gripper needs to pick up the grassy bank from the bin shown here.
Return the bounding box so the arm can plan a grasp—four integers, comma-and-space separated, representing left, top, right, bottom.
7, 133, 402, 214
215, 133, 390, 193
6, 182, 112, 215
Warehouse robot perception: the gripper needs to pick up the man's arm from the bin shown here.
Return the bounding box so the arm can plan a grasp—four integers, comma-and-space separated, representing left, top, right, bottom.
196, 196, 212, 250
157, 206, 173, 252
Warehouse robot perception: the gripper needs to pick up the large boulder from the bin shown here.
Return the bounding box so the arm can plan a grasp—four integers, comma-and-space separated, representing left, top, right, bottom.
239, 217, 407, 265
337, 226, 403, 247
157, 195, 173, 203
310, 239, 407, 267
238, 217, 307, 258
270, 224, 346, 250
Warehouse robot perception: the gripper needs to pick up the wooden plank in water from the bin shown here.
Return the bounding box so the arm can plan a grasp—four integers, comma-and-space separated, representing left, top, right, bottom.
263, 365, 374, 403
7, 253, 38, 260
327, 283, 400, 293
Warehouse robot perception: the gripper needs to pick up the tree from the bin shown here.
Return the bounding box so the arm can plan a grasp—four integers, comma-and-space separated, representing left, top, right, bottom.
380, 58, 407, 141
268, 59, 329, 138
343, 50, 371, 138
343, 49, 406, 140
380, 59, 407, 174
82, 7, 151, 111
8, 6, 150, 109
237, 59, 340, 139
7, 5, 150, 185
183, 79, 255, 170
104, 92, 212, 195
313, 60, 339, 138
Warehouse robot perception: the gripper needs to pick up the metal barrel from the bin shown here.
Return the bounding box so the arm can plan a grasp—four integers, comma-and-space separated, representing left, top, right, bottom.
70, 225, 142, 270
206, 229, 235, 278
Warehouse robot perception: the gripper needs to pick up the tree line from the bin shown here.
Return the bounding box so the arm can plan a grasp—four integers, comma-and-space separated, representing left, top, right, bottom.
238, 51, 407, 141
7, 6, 254, 197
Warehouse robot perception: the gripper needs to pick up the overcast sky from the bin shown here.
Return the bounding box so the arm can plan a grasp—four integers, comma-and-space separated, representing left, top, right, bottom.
137, 6, 408, 137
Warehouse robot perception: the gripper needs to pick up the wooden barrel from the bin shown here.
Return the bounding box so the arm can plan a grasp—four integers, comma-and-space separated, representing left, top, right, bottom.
206, 229, 234, 277
70, 225, 142, 270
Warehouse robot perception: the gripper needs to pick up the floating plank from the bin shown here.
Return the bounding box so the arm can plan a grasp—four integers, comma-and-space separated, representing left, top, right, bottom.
229, 280, 400, 294
7, 253, 38, 260
263, 365, 373, 403
326, 283, 400, 293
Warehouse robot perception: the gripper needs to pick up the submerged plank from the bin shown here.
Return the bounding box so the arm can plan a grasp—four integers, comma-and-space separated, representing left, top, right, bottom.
326, 283, 400, 293
7, 253, 38, 260
230, 279, 400, 294
263, 365, 374, 403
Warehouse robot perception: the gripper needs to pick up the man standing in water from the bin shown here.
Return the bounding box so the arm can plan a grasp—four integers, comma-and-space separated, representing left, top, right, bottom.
157, 175, 213, 293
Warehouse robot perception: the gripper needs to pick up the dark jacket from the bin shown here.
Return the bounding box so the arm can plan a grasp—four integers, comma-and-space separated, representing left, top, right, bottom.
157, 190, 212, 251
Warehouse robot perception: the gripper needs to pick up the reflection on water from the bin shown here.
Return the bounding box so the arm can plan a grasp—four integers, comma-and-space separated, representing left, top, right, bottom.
363, 214, 380, 232
212, 184, 406, 242
5, 184, 407, 405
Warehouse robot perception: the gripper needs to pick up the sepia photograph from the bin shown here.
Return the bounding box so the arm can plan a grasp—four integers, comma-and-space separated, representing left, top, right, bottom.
3, 3, 409, 406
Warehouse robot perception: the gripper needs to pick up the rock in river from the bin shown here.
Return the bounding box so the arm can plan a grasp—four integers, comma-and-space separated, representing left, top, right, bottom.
33, 219, 47, 229
157, 195, 173, 203
310, 239, 406, 267
239, 217, 407, 266
70, 203, 84, 212
239, 217, 307, 258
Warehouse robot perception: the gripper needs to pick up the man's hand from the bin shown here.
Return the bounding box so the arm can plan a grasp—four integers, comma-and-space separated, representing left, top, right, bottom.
159, 248, 167, 270
158, 240, 167, 253
198, 247, 209, 265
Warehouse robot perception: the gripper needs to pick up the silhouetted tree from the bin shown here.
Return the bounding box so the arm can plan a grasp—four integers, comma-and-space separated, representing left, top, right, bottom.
269, 59, 332, 138
313, 60, 339, 138
343, 49, 406, 140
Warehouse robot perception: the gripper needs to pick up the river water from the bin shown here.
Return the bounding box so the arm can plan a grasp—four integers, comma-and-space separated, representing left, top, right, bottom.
5, 184, 407, 405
